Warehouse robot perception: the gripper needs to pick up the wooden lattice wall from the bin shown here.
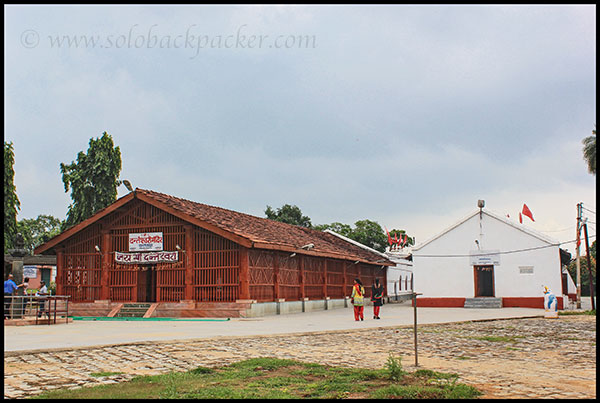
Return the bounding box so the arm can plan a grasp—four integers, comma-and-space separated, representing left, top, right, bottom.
192, 227, 240, 302
60, 223, 102, 302
248, 249, 385, 302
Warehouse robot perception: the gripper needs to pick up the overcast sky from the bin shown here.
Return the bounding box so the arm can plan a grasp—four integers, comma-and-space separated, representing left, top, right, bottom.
4, 4, 596, 254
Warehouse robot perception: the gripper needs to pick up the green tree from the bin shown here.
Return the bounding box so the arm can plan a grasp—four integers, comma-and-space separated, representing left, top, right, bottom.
60, 132, 122, 230
567, 240, 596, 296
4, 141, 21, 252
265, 204, 312, 228
316, 219, 391, 252
351, 219, 388, 252
314, 222, 353, 238
582, 126, 596, 175
17, 215, 64, 254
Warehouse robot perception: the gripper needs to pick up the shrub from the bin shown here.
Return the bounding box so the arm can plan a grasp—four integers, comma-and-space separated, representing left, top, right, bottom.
385, 353, 406, 382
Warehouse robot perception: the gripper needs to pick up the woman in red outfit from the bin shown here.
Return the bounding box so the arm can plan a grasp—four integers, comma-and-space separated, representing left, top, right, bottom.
351, 278, 365, 321
371, 278, 384, 319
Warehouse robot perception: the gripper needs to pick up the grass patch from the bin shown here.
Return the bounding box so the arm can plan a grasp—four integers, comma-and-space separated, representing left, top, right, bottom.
455, 356, 471, 360
559, 309, 596, 316
31, 357, 481, 400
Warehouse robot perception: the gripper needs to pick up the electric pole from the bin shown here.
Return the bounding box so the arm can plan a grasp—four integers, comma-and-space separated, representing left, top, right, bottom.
583, 220, 595, 311
576, 203, 582, 309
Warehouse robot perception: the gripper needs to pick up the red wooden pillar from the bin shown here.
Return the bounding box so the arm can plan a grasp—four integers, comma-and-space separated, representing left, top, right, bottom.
343, 261, 348, 296
100, 230, 111, 300
323, 260, 328, 299
239, 247, 250, 300
299, 255, 305, 299
184, 225, 194, 300
273, 253, 280, 300
132, 266, 138, 302
383, 266, 387, 297
56, 247, 64, 296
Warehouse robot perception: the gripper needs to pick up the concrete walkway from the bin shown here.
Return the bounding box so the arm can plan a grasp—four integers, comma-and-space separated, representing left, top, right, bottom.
4, 302, 546, 353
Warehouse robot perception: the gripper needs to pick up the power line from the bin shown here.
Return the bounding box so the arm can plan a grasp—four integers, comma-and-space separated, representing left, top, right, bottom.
412, 235, 596, 258
582, 206, 596, 215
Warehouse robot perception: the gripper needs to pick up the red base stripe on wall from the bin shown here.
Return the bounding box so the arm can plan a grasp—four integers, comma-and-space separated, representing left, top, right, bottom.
413, 297, 564, 309
502, 297, 563, 310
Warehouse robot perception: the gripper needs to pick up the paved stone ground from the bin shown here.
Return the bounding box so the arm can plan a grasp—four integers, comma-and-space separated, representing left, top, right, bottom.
3, 315, 596, 399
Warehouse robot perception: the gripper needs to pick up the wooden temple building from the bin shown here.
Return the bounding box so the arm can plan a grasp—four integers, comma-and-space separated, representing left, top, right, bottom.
35, 189, 393, 317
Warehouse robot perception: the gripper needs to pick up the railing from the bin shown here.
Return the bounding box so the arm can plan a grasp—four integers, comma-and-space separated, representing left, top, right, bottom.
3, 295, 70, 325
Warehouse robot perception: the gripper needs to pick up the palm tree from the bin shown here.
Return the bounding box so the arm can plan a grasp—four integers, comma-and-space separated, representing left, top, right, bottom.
582, 126, 596, 175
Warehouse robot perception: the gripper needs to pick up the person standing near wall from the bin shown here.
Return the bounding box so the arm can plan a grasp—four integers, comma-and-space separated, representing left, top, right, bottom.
351, 278, 365, 321
36, 281, 48, 318
371, 278, 384, 319
20, 277, 30, 316
4, 274, 19, 319
4, 274, 28, 319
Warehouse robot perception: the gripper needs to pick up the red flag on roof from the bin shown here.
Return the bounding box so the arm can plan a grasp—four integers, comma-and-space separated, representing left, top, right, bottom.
519, 212, 523, 224
522, 204, 535, 222
385, 227, 392, 246
394, 233, 399, 246
403, 234, 408, 246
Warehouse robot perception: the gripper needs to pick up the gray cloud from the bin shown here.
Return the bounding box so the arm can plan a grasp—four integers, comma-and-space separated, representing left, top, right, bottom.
5, 5, 596, 249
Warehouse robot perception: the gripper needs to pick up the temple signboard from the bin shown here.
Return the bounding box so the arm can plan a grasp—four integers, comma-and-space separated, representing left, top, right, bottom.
129, 232, 163, 251
115, 251, 178, 264
469, 250, 501, 266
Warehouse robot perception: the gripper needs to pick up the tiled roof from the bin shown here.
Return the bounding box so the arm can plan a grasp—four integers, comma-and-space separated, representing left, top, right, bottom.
137, 189, 393, 266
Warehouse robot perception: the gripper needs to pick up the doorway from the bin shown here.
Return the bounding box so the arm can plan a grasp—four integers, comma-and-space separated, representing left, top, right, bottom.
137, 265, 157, 302
474, 265, 494, 297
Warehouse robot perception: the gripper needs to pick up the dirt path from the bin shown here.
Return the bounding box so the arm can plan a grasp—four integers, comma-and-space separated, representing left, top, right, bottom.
4, 315, 596, 399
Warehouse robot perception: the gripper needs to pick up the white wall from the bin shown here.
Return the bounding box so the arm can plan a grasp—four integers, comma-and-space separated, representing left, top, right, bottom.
385, 252, 413, 296
412, 212, 562, 298
563, 268, 577, 294
386, 262, 413, 296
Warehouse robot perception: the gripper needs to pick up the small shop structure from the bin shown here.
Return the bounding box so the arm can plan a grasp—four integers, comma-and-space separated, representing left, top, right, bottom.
4, 255, 56, 290
35, 189, 393, 318
411, 206, 573, 309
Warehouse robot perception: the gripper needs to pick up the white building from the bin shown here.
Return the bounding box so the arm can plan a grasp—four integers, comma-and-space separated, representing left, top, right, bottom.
411, 207, 572, 309
385, 248, 413, 300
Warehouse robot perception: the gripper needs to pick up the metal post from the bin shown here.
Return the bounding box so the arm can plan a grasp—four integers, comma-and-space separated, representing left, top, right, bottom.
576, 203, 582, 309
413, 292, 421, 367
583, 222, 595, 311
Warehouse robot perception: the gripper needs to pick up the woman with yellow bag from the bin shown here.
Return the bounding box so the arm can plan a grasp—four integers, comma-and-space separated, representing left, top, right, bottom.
351, 278, 365, 321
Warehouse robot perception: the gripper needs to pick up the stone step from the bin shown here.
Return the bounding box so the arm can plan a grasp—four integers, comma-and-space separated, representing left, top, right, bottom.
116, 312, 146, 318
116, 303, 152, 317
118, 308, 148, 314
122, 303, 152, 308
464, 297, 502, 309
